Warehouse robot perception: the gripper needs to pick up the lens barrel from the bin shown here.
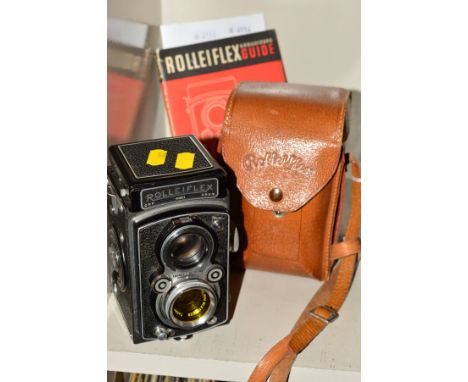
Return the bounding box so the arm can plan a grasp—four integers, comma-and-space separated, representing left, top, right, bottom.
161, 225, 214, 268
158, 280, 218, 329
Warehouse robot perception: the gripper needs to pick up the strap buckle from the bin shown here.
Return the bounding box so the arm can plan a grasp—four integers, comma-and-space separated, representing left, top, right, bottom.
309, 305, 339, 324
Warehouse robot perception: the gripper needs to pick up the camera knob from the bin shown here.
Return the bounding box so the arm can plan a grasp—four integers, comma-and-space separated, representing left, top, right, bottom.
269, 187, 283, 202
153, 326, 172, 340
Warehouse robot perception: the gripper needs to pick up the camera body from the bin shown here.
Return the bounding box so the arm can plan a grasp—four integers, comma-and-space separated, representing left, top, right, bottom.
107, 135, 230, 343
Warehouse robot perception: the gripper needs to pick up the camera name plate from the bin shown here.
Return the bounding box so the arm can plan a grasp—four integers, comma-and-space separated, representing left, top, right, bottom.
141, 178, 219, 210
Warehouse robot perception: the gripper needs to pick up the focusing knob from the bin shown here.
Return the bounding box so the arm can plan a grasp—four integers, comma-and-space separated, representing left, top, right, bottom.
108, 226, 127, 292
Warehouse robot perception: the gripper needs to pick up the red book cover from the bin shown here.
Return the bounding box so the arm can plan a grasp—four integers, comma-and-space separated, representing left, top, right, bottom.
157, 30, 286, 148
107, 42, 152, 144
107, 71, 145, 141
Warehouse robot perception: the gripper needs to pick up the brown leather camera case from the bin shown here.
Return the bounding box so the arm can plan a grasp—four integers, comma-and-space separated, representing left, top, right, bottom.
221, 82, 350, 280
220, 82, 361, 382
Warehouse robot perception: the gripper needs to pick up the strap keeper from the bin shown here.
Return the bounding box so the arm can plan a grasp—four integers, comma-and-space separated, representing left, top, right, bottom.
309, 305, 339, 324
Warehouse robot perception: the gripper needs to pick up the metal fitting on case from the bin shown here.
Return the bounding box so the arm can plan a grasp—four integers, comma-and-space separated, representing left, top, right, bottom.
309, 305, 339, 324
269, 187, 283, 202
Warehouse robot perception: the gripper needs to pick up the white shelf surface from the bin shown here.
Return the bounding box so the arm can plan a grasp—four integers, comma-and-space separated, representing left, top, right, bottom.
108, 267, 360, 382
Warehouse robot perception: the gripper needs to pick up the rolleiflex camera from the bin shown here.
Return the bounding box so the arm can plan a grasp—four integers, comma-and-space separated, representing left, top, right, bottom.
107, 135, 230, 343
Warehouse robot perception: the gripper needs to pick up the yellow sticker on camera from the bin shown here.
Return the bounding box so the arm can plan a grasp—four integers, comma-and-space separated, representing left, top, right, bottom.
175, 152, 195, 169
146, 149, 167, 166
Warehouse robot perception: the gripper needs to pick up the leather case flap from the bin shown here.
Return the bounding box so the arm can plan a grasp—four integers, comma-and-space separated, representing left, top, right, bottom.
221, 82, 350, 212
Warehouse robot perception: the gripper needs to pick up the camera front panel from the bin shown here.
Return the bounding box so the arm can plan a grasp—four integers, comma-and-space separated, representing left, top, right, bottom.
136, 209, 229, 340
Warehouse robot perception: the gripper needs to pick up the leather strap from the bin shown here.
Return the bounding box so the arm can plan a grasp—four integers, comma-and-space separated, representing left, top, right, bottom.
248, 155, 361, 382
330, 239, 361, 261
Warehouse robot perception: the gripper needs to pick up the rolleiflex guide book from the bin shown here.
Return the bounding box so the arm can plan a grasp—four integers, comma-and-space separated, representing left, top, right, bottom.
156, 30, 286, 142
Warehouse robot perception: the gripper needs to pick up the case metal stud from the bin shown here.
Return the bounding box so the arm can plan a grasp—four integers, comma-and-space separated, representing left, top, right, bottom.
269, 187, 283, 202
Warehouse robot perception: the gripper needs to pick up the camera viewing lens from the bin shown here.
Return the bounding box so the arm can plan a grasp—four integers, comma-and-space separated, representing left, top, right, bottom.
161, 225, 214, 268
168, 233, 207, 266
172, 288, 211, 322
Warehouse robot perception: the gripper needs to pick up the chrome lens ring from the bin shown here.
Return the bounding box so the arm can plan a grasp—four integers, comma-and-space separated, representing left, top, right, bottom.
207, 265, 224, 282
161, 225, 215, 269
163, 280, 218, 329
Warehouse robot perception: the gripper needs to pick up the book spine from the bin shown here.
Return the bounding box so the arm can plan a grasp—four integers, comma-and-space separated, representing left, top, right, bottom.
157, 49, 176, 137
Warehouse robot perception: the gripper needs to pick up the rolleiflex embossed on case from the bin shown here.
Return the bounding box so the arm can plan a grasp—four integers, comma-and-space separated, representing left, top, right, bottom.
107, 135, 230, 343
242, 151, 315, 176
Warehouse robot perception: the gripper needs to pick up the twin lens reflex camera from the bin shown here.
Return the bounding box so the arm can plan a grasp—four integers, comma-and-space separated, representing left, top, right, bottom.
107, 135, 230, 343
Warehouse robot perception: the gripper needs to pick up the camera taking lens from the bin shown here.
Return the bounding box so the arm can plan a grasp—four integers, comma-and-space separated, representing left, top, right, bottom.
172, 288, 210, 322
158, 280, 218, 329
